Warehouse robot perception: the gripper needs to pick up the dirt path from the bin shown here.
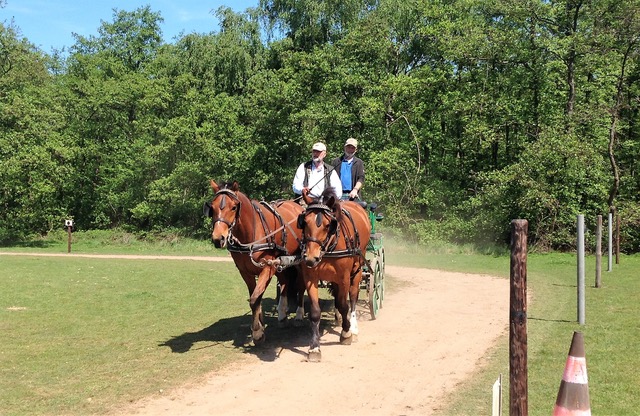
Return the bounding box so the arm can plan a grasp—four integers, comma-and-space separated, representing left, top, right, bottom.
116, 264, 509, 416
1, 252, 508, 415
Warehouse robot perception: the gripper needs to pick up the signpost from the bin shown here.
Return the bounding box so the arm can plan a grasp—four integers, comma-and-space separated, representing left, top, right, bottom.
65, 219, 74, 253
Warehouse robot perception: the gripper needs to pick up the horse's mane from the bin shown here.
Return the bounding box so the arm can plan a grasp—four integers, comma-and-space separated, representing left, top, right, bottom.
318, 187, 339, 206
218, 181, 239, 192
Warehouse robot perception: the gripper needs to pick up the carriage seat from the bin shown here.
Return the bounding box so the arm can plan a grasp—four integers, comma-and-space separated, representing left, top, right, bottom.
367, 203, 384, 221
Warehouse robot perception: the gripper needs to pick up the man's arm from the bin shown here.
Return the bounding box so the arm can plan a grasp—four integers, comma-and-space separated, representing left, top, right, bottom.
292, 164, 306, 195
354, 158, 365, 186
348, 158, 364, 199
330, 170, 343, 199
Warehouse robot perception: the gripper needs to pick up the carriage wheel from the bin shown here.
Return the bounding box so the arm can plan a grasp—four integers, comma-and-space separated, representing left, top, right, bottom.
359, 266, 370, 309
379, 248, 385, 306
368, 259, 382, 319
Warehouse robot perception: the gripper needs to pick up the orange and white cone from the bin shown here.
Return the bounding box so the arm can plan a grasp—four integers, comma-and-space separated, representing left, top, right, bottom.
553, 331, 591, 416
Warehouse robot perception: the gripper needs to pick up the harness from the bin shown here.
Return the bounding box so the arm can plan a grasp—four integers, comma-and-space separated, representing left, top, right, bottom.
211, 189, 295, 267
226, 201, 289, 254
303, 203, 364, 259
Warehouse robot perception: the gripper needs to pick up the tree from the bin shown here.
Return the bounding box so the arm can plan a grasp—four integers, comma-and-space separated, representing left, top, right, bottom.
0, 23, 72, 240
62, 6, 167, 228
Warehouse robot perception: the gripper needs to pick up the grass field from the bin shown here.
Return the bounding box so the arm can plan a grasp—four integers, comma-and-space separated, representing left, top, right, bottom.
1, 229, 639, 415
1, 256, 251, 415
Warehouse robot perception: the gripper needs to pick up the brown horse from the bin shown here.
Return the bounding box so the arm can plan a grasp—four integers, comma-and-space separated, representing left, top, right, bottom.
298, 187, 371, 361
203, 180, 305, 345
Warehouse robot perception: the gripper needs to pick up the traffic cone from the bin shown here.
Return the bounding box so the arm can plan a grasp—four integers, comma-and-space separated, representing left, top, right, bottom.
553, 331, 591, 416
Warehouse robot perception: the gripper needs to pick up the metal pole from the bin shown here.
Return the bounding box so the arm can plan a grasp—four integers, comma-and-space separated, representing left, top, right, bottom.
510, 219, 528, 416
608, 212, 613, 272
577, 215, 585, 325
616, 213, 620, 264
595, 215, 602, 288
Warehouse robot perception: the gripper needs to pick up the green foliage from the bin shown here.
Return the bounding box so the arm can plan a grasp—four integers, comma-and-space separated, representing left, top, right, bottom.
0, 23, 74, 241
618, 201, 640, 253
3, 2, 640, 251
467, 132, 610, 250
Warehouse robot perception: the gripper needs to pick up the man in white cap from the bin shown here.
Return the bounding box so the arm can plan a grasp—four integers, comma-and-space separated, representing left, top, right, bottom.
292, 142, 342, 199
331, 137, 365, 200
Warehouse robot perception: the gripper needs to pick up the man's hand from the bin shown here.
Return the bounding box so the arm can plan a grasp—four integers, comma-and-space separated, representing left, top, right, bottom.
348, 189, 359, 199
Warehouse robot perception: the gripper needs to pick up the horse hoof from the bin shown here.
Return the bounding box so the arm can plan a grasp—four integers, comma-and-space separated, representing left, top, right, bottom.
308, 350, 322, 362
340, 331, 352, 345
293, 318, 304, 328
252, 331, 266, 345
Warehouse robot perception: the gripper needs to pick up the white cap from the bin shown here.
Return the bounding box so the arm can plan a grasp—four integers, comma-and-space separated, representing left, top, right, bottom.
345, 138, 358, 148
312, 142, 326, 152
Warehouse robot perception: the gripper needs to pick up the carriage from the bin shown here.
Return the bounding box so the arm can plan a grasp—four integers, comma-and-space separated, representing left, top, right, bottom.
360, 202, 385, 319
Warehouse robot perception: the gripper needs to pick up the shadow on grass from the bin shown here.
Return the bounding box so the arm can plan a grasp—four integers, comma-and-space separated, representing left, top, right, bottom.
552, 283, 579, 289
159, 314, 251, 353
528, 316, 574, 323
159, 297, 339, 362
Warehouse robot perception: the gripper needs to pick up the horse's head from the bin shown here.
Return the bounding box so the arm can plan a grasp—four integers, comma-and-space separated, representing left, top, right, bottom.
203, 179, 241, 248
298, 187, 341, 267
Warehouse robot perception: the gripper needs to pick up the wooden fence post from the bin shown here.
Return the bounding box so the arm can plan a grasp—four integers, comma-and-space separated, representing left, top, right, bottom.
510, 219, 528, 416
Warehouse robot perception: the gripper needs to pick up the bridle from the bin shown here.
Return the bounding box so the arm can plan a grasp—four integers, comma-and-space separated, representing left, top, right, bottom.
299, 203, 338, 256
211, 188, 242, 230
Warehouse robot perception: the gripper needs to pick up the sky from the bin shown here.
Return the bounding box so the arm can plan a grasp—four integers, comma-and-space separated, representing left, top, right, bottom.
3, 0, 259, 52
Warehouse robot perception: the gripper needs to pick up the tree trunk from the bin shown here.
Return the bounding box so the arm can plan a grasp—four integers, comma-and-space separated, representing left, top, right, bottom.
607, 43, 634, 208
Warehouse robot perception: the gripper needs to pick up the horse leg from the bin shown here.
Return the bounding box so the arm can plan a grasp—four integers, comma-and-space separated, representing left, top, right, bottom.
276, 266, 302, 327
328, 282, 342, 326
242, 273, 267, 345
306, 280, 322, 362
336, 283, 352, 345
348, 269, 362, 342
333, 302, 342, 326
292, 268, 305, 326
276, 277, 289, 327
